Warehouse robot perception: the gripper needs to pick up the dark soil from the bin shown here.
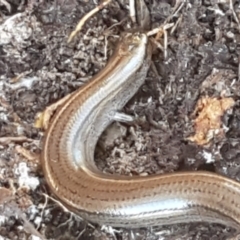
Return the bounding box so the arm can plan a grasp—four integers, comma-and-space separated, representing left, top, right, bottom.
1, 0, 240, 239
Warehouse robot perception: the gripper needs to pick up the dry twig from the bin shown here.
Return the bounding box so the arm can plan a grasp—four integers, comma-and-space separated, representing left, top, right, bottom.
129, 0, 136, 23
229, 0, 240, 32
0, 0, 11, 12
68, 0, 112, 43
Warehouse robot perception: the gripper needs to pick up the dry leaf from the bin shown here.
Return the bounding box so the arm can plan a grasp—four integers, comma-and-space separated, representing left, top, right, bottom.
188, 96, 235, 145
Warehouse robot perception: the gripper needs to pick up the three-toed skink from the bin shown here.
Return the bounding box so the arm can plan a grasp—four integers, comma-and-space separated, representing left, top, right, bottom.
41, 32, 240, 230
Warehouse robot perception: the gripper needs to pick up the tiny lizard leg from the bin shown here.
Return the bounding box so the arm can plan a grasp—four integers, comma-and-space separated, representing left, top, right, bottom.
35, 93, 73, 130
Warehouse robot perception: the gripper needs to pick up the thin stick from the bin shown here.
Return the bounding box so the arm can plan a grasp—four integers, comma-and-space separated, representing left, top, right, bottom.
172, 0, 185, 18
164, 0, 185, 24
163, 27, 168, 59
171, 14, 182, 34
238, 54, 240, 81
229, 0, 240, 32
147, 23, 174, 37
129, 0, 136, 23
68, 0, 112, 43
42, 193, 95, 228
150, 38, 164, 51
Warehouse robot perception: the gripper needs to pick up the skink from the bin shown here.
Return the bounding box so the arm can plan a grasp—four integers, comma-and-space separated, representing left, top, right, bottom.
41, 32, 240, 230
